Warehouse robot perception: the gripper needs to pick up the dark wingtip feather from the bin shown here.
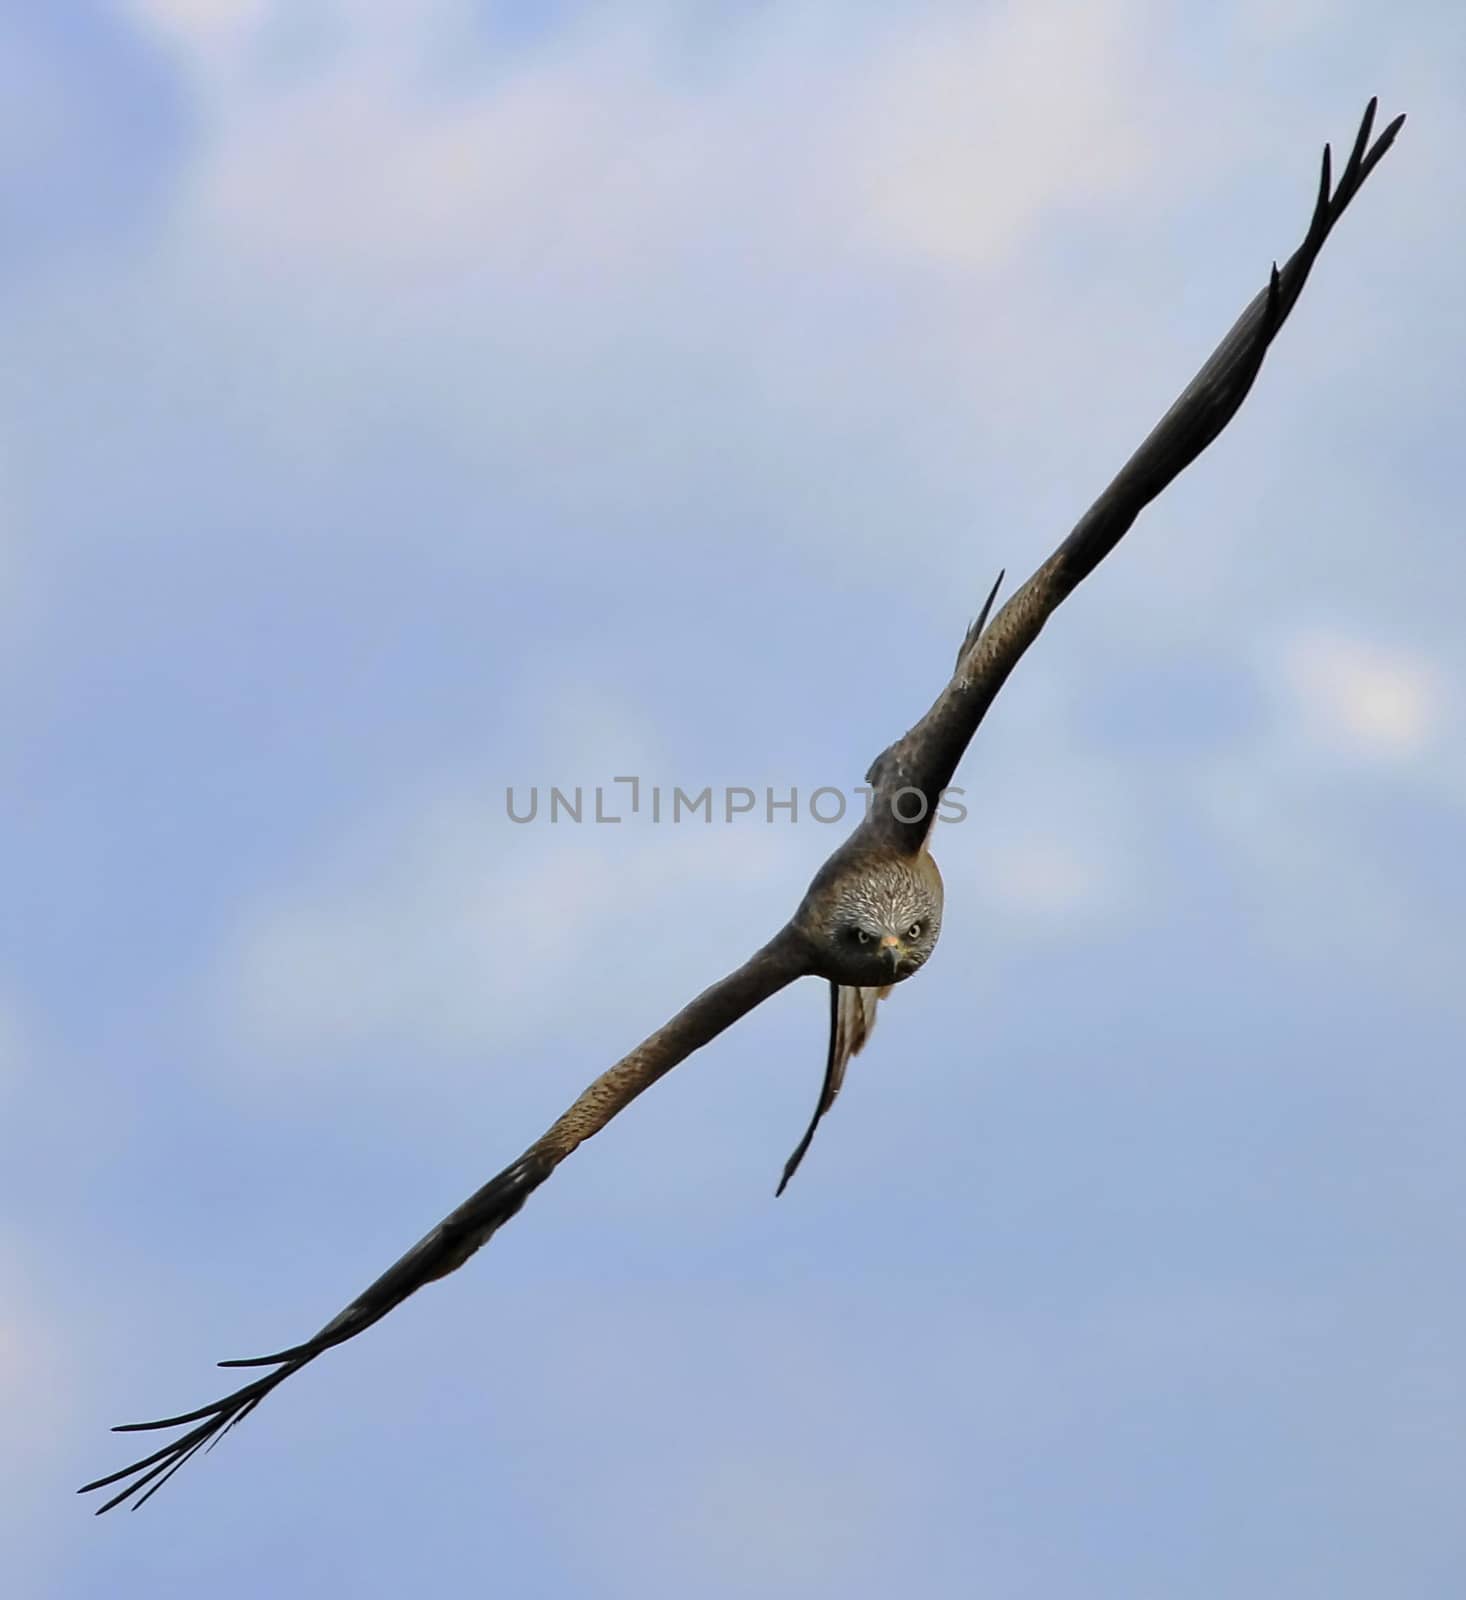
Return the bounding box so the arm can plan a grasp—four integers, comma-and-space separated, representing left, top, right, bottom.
1337, 101, 1404, 208
218, 1348, 307, 1369
81, 1359, 306, 1511
1351, 97, 1377, 168
82, 1145, 563, 1512
1371, 112, 1407, 166
114, 1408, 221, 1434
107, 1371, 281, 1432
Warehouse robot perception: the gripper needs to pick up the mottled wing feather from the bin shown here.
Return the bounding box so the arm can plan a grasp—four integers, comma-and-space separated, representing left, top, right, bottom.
80, 926, 812, 1514
860, 100, 1404, 852
777, 980, 889, 1195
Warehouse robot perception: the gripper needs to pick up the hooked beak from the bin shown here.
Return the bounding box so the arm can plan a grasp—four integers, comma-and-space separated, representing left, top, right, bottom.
878, 933, 903, 970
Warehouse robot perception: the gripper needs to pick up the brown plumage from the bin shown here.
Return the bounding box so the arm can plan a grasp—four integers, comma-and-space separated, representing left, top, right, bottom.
778, 842, 944, 1193
81, 101, 1404, 1514
778, 985, 885, 1197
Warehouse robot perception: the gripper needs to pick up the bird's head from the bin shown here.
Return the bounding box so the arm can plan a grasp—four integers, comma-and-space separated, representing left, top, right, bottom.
798, 849, 944, 987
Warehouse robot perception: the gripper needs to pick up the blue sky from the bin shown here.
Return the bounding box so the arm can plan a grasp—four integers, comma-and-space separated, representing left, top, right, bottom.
4, 2, 1465, 1594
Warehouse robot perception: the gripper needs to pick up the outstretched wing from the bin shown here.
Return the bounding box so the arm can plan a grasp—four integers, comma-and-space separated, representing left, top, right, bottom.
776, 981, 888, 1195
862, 99, 1404, 850
80, 926, 811, 1514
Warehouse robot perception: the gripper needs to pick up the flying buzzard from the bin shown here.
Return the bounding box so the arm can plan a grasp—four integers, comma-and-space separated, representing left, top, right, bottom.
83, 99, 1405, 1514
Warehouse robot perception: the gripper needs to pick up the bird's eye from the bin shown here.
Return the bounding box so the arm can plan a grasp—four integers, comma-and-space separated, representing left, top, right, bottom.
907, 922, 923, 940
854, 928, 872, 944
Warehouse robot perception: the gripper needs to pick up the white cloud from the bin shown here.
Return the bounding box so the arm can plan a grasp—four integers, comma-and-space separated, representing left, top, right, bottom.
1279, 629, 1441, 760
939, 709, 1154, 940
123, 0, 1163, 285
1231, 0, 1335, 46
122, 0, 284, 107
56, 2, 1453, 1049
845, 0, 1153, 268
984, 834, 1110, 922
36, 0, 1413, 625
219, 787, 799, 1064
1184, 626, 1463, 996
211, 671, 807, 1074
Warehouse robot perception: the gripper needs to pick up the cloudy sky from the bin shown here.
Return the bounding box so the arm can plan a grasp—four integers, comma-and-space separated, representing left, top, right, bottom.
4, 2, 1465, 1594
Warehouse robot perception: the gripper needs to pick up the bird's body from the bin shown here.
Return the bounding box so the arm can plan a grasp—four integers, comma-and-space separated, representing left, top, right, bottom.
81, 100, 1406, 1515
778, 838, 944, 1190
796, 839, 944, 987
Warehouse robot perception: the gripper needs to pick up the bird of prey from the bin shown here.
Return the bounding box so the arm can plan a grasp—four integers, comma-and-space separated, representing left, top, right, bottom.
82, 100, 1404, 1514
